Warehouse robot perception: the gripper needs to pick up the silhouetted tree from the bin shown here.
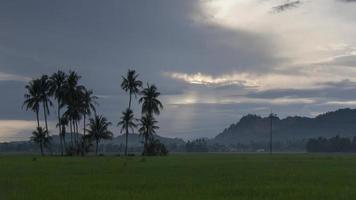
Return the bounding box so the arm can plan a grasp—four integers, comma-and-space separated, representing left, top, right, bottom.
81, 88, 98, 137
86, 115, 113, 155
186, 138, 209, 152
117, 108, 137, 156
38, 75, 52, 133
145, 139, 168, 156
138, 114, 159, 155
23, 79, 42, 128
50, 70, 67, 155
139, 83, 163, 117
306, 136, 355, 152
56, 116, 68, 152
31, 126, 50, 156
80, 88, 98, 154
24, 70, 99, 156
62, 71, 84, 148
121, 69, 142, 109
138, 83, 163, 155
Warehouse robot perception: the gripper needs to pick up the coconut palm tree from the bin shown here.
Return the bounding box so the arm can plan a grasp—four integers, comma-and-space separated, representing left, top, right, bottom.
62, 71, 84, 148
56, 116, 68, 155
138, 114, 159, 155
50, 70, 67, 155
117, 108, 137, 156
63, 95, 82, 147
31, 126, 50, 156
86, 115, 113, 155
80, 88, 98, 155
81, 88, 98, 137
121, 69, 142, 109
38, 75, 52, 133
23, 79, 42, 128
139, 83, 163, 117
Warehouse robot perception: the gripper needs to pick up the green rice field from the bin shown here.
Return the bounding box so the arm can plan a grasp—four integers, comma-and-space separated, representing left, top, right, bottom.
1, 154, 356, 200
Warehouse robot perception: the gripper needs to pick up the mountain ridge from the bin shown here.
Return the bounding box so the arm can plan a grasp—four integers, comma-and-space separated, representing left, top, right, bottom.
213, 108, 356, 145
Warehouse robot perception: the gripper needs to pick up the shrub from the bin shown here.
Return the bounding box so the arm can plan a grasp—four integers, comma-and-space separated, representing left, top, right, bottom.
145, 139, 168, 156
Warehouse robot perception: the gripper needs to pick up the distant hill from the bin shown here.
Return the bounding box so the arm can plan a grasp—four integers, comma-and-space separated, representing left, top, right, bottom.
213, 108, 356, 145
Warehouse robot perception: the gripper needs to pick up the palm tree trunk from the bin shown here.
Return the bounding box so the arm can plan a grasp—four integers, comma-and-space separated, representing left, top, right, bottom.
59, 133, 63, 156
40, 142, 44, 156
76, 120, 79, 144
82, 114, 86, 156
73, 120, 77, 146
75, 120, 79, 154
144, 135, 147, 155
62, 127, 66, 150
83, 114, 86, 137
57, 101, 63, 156
36, 109, 40, 128
70, 120, 73, 147
74, 120, 77, 145
96, 139, 99, 156
43, 102, 49, 134
125, 126, 128, 156
129, 93, 132, 110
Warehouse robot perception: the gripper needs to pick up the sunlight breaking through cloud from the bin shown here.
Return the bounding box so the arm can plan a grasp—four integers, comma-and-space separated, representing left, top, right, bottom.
165, 72, 260, 87
165, 68, 356, 91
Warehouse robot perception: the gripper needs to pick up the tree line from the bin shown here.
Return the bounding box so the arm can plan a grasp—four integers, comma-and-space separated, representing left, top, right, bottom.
306, 136, 356, 153
23, 69, 165, 156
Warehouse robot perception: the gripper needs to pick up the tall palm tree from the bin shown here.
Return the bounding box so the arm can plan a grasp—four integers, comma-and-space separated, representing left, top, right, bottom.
117, 108, 137, 156
139, 83, 163, 117
138, 114, 159, 155
23, 79, 42, 128
121, 69, 142, 109
62, 71, 84, 112
56, 116, 68, 155
62, 71, 84, 149
38, 75, 52, 133
81, 88, 98, 137
86, 115, 113, 155
31, 126, 50, 156
50, 70, 67, 155
63, 95, 82, 147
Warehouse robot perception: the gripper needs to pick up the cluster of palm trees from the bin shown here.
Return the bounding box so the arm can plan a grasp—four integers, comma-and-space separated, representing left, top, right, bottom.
23, 70, 109, 156
24, 69, 163, 156
118, 70, 163, 156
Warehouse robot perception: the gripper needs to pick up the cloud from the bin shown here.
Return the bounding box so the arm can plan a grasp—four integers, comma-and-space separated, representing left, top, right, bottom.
339, 0, 356, 2
0, 120, 37, 142
165, 66, 356, 92
165, 72, 259, 88
272, 1, 302, 13
0, 72, 30, 82
245, 79, 356, 102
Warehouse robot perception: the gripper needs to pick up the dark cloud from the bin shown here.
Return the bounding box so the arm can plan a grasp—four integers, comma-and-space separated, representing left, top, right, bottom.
0, 81, 32, 120
246, 79, 356, 101
271, 0, 356, 14
339, 0, 356, 2
272, 1, 302, 13
321, 55, 356, 67
0, 0, 284, 112
0, 0, 284, 76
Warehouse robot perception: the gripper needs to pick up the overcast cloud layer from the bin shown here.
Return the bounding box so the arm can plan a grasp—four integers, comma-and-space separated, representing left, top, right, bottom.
1, 0, 356, 141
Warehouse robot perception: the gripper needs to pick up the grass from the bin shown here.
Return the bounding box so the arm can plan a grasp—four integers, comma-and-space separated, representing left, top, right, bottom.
1, 154, 356, 200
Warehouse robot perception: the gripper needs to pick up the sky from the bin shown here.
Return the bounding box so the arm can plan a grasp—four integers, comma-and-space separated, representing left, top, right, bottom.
1, 0, 356, 141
